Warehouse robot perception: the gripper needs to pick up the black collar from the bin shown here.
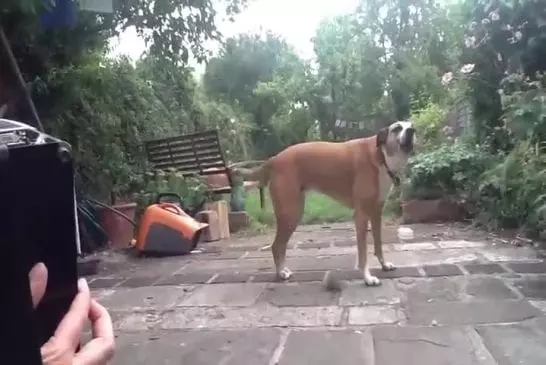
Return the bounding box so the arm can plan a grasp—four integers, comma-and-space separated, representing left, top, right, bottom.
377, 147, 401, 187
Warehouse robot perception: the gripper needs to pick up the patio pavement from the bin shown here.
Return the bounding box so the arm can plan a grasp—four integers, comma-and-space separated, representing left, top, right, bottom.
86, 222, 546, 365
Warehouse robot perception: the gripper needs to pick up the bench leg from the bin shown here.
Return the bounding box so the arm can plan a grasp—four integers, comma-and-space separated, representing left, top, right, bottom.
259, 187, 265, 210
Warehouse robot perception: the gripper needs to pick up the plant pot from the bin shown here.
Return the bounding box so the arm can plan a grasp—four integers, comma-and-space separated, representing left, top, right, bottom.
99, 202, 137, 247
401, 198, 468, 224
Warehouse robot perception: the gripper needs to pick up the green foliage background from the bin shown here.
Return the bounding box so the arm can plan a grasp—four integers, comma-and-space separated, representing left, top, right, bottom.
1, 0, 546, 237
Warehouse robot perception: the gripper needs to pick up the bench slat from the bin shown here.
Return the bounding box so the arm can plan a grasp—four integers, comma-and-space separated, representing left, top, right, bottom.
144, 129, 265, 209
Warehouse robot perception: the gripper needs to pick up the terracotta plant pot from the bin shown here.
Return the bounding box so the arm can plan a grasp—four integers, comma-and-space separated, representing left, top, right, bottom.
401, 198, 469, 224
99, 202, 137, 247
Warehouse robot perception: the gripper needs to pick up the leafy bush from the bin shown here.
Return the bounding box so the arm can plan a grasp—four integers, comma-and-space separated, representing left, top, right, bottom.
403, 142, 492, 201
42, 56, 178, 202
412, 102, 447, 149
134, 169, 210, 223
477, 141, 546, 234
500, 72, 546, 143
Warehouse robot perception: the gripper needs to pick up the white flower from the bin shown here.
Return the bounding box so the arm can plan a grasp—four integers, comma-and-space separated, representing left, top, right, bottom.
482, 18, 491, 25
497, 53, 503, 62
441, 72, 453, 85
460, 64, 475, 74
514, 31, 523, 41
230, 118, 236, 124
501, 24, 512, 31
490, 11, 500, 21
464, 36, 476, 48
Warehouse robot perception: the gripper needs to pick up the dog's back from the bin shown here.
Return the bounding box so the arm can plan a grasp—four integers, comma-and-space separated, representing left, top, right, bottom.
268, 137, 376, 201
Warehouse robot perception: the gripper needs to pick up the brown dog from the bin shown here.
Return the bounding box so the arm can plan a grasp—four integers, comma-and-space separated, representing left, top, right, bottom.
236, 121, 416, 286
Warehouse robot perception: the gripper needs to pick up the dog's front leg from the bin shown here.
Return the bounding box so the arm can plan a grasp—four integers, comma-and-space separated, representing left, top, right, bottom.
354, 208, 380, 286
371, 204, 396, 271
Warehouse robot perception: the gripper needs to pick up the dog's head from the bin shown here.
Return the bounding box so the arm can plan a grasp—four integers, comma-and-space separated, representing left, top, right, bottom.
376, 120, 416, 156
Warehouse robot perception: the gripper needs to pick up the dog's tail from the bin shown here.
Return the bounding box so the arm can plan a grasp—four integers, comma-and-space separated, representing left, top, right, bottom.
230, 159, 273, 187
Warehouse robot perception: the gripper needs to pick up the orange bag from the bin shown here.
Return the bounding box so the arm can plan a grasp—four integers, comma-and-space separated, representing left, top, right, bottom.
135, 203, 208, 255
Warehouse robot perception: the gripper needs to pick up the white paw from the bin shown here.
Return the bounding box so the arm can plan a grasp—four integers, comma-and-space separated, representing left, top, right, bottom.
363, 269, 381, 286
364, 274, 381, 286
277, 267, 293, 280
381, 261, 396, 271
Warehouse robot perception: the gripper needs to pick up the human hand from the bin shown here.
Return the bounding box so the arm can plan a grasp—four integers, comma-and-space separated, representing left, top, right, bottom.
28, 263, 115, 365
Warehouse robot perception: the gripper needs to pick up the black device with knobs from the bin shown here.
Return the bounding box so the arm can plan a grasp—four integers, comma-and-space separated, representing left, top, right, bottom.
0, 119, 79, 364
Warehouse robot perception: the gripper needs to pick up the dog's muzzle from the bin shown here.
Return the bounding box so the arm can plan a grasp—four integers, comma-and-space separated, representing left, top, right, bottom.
400, 128, 414, 153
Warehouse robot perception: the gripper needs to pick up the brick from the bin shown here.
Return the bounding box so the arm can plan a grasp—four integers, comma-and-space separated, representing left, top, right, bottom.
205, 201, 230, 239
228, 211, 250, 233
423, 264, 463, 277
196, 210, 221, 242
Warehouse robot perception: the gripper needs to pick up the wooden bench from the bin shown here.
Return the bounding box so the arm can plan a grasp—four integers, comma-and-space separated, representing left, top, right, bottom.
145, 130, 265, 209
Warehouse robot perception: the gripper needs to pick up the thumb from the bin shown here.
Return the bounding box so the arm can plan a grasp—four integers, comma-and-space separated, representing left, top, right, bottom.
29, 262, 48, 308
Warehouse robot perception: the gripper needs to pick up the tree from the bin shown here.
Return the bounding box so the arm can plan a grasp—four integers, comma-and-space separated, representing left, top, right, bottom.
461, 0, 546, 150
354, 0, 462, 118
203, 31, 311, 157
312, 14, 388, 139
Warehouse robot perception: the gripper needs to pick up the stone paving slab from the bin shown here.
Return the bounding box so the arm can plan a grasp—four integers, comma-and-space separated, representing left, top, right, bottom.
258, 282, 340, 307
156, 305, 343, 329
87, 222, 546, 364
464, 263, 507, 275
278, 330, 374, 365
476, 318, 546, 365
99, 286, 195, 312
398, 277, 520, 304
512, 276, 546, 299
347, 306, 405, 325
112, 329, 282, 365
373, 326, 497, 365
406, 300, 542, 325
179, 283, 266, 307
340, 280, 401, 306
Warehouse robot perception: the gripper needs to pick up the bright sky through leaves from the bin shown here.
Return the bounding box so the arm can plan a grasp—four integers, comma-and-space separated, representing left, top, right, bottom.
109, 0, 360, 73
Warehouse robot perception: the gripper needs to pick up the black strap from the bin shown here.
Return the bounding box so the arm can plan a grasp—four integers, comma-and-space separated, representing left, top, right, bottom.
377, 148, 400, 187
386, 166, 401, 186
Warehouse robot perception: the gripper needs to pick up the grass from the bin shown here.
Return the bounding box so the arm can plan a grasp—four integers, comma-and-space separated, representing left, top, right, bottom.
240, 188, 354, 233
226, 187, 400, 234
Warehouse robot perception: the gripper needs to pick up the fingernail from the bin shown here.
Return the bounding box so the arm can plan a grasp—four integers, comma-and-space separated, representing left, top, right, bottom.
29, 262, 46, 281
78, 278, 88, 292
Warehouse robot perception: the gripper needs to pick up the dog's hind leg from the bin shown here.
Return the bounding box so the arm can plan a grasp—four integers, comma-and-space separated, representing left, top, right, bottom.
370, 204, 396, 271
269, 176, 304, 280
355, 207, 381, 286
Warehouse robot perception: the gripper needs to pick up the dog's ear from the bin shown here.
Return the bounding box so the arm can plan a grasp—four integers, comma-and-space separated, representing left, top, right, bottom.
376, 127, 389, 147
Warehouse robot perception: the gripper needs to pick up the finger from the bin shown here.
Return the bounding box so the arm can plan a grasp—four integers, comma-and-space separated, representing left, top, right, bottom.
89, 299, 114, 339
73, 300, 115, 365
53, 278, 91, 350
29, 263, 48, 308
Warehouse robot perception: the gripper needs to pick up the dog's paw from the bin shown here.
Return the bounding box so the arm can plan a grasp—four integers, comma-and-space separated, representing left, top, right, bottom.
381, 261, 396, 271
363, 273, 381, 287
277, 267, 293, 280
